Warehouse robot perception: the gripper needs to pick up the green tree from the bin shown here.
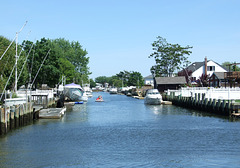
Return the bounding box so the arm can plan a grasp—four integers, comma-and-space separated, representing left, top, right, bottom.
23, 38, 90, 88
149, 36, 192, 77
222, 61, 240, 71
26, 38, 56, 88
109, 75, 122, 87
95, 76, 109, 85
127, 71, 144, 87
0, 36, 15, 91
89, 79, 96, 88
0, 36, 28, 91
116, 70, 130, 87
58, 57, 75, 84
52, 38, 90, 85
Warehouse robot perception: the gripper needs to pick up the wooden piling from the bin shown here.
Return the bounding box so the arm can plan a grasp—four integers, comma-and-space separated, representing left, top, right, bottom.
15, 105, 20, 128
19, 104, 24, 127
0, 95, 58, 136
0, 108, 6, 135
164, 92, 235, 116
10, 106, 15, 130
6, 107, 10, 132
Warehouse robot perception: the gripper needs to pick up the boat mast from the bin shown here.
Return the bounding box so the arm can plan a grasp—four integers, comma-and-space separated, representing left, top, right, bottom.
14, 21, 27, 92
15, 32, 18, 92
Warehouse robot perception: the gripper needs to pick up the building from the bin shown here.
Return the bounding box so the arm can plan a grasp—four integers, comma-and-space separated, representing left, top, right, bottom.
179, 57, 227, 83
155, 76, 186, 92
209, 72, 226, 87
144, 75, 154, 86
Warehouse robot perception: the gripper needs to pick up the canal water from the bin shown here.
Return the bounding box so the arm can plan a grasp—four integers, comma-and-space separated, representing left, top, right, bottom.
1, 92, 240, 168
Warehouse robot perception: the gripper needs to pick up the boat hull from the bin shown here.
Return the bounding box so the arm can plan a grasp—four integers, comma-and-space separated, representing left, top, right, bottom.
144, 97, 161, 105
95, 99, 104, 102
144, 89, 162, 105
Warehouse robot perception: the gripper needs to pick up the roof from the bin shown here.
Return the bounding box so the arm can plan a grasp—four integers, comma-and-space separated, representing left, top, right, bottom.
155, 76, 186, 85
186, 62, 204, 72
144, 75, 153, 79
64, 83, 82, 89
211, 72, 225, 79
185, 60, 228, 72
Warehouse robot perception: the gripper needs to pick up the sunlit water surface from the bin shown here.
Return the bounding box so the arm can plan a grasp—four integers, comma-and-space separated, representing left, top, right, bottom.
1, 92, 240, 168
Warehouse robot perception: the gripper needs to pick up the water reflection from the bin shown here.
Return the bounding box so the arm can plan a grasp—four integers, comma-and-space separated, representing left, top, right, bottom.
145, 104, 163, 115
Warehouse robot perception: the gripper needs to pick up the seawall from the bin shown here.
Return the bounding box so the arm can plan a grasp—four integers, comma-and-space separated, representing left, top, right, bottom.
0, 97, 55, 136
163, 92, 238, 116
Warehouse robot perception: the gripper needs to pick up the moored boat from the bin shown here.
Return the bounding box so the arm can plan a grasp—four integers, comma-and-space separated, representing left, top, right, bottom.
144, 89, 162, 105
63, 83, 88, 102
109, 88, 118, 94
83, 84, 93, 98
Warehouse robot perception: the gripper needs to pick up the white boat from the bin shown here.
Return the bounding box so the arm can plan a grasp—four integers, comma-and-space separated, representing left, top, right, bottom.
79, 91, 88, 102
144, 89, 162, 105
83, 84, 93, 98
109, 88, 118, 94
63, 83, 88, 102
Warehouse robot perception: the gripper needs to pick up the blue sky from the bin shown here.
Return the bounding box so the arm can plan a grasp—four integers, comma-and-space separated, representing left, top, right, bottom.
1, 0, 240, 79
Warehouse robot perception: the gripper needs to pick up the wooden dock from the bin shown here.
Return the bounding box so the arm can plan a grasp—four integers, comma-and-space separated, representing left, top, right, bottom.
39, 107, 66, 119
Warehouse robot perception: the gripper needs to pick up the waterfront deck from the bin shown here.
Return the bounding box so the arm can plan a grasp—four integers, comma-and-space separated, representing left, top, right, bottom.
224, 71, 240, 79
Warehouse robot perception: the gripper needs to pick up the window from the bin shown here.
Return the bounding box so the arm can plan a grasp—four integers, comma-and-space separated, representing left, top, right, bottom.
207, 66, 215, 71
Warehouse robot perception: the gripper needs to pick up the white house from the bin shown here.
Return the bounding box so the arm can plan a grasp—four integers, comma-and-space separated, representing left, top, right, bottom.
144, 75, 154, 86
182, 57, 227, 82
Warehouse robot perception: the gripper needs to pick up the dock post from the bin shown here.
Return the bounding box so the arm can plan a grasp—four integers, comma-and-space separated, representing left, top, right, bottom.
217, 99, 221, 112
27, 102, 32, 124
204, 98, 208, 110
6, 107, 10, 132
212, 99, 216, 111
19, 104, 24, 126
15, 105, 20, 128
194, 93, 197, 106
227, 100, 231, 115
0, 108, 6, 135
197, 93, 201, 107
23, 103, 28, 126
201, 94, 205, 108
207, 98, 212, 111
222, 100, 226, 114
10, 106, 15, 130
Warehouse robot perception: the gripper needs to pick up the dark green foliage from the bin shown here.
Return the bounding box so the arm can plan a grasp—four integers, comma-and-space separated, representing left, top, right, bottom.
95, 70, 144, 88
222, 61, 240, 71
149, 36, 192, 77
0, 36, 28, 91
89, 79, 96, 88
95, 76, 110, 85
24, 38, 90, 88
127, 71, 144, 87
0, 36, 90, 91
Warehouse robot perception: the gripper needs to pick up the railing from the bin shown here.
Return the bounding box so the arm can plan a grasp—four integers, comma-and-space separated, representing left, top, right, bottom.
166, 87, 240, 100
224, 72, 240, 79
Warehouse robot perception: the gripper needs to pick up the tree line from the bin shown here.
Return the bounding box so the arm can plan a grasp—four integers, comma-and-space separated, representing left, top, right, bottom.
0, 36, 90, 91
94, 70, 144, 88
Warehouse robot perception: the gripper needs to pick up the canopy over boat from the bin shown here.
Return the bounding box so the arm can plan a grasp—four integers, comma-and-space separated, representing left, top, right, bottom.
64, 83, 82, 89
64, 83, 84, 101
